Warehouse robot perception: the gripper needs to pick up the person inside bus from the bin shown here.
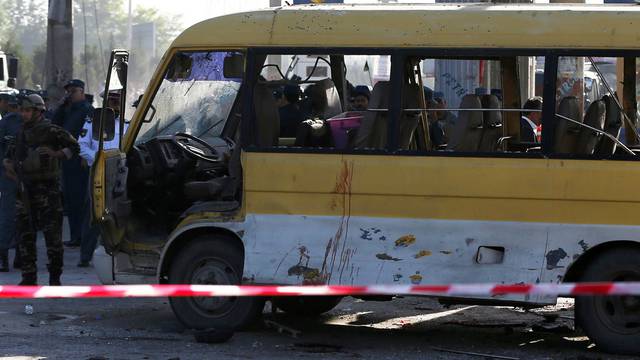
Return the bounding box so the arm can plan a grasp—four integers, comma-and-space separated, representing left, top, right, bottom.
433, 92, 457, 142
350, 85, 371, 111
277, 84, 305, 137
520, 97, 543, 143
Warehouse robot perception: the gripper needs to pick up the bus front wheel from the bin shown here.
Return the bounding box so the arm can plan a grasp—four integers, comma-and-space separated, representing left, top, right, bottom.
575, 247, 640, 355
168, 236, 264, 330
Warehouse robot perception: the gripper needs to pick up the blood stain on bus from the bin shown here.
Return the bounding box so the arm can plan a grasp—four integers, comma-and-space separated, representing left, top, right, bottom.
321, 160, 355, 283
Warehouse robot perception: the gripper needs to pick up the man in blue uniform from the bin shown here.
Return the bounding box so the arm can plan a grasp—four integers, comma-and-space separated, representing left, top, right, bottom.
0, 94, 21, 271
77, 88, 128, 267
52, 79, 93, 247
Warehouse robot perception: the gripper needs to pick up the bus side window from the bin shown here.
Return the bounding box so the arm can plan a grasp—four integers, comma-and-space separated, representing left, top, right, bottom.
553, 56, 636, 158
254, 53, 392, 151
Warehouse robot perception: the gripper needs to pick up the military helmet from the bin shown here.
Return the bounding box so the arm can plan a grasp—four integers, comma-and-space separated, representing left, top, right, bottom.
20, 94, 46, 111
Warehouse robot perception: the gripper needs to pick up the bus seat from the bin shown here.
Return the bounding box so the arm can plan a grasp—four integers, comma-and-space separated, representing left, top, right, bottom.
253, 83, 280, 147
353, 81, 421, 150
478, 94, 503, 152
306, 78, 343, 119
595, 94, 622, 157
575, 99, 606, 155
554, 96, 581, 154
446, 94, 483, 152
353, 81, 390, 149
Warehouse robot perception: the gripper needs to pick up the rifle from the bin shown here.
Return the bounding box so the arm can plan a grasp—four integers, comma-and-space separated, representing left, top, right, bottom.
9, 133, 35, 231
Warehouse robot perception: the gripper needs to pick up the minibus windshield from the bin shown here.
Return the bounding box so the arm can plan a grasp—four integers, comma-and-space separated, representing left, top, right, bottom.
137, 51, 243, 143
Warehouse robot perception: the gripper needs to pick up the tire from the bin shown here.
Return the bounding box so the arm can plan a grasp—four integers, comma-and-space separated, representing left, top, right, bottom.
168, 235, 264, 330
575, 247, 640, 355
274, 296, 342, 316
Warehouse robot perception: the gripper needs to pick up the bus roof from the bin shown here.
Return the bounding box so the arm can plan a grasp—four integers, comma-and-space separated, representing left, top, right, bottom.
171, 4, 640, 50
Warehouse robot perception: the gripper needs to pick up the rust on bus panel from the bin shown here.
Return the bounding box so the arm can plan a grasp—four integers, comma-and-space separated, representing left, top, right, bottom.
395, 235, 416, 247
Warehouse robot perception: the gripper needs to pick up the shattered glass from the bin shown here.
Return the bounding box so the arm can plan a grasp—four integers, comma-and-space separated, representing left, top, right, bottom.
137, 51, 242, 143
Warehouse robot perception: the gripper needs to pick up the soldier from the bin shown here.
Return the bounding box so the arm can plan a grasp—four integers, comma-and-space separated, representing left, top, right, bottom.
77, 88, 128, 267
0, 94, 21, 271
2, 94, 80, 285
52, 79, 93, 247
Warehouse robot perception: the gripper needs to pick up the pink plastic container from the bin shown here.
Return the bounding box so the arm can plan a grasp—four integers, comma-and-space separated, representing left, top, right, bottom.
327, 112, 364, 149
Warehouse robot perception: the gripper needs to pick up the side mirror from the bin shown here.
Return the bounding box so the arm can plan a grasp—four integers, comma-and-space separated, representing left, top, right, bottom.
93, 108, 116, 142
223, 53, 244, 78
8, 57, 18, 79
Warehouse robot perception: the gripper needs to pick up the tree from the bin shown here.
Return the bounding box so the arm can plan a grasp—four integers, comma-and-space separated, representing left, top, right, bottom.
0, 0, 181, 94
0, 0, 46, 88
72, 1, 181, 98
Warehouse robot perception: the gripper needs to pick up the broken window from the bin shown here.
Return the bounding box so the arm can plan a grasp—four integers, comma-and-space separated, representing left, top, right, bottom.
137, 51, 244, 144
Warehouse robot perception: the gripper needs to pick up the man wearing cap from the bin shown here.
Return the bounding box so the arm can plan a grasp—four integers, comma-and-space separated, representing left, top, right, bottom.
0, 94, 22, 271
277, 84, 304, 138
3, 94, 80, 285
52, 79, 93, 248
76, 88, 128, 267
350, 85, 371, 111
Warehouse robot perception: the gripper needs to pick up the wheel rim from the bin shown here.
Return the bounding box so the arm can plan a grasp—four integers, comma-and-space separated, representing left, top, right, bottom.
594, 272, 640, 335
188, 257, 239, 318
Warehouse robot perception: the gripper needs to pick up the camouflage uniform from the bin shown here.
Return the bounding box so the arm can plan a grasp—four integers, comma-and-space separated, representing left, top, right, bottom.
5, 95, 79, 285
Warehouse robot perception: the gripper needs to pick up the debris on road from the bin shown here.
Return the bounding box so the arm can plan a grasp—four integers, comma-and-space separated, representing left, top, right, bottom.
264, 319, 301, 338
291, 342, 344, 354
431, 346, 519, 360
24, 304, 34, 315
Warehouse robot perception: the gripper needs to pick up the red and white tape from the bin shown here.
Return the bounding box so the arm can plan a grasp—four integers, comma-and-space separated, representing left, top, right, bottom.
0, 282, 639, 299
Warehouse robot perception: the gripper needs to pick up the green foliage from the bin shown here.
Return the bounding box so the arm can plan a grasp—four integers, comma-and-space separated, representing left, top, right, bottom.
0, 0, 46, 88
74, 1, 181, 96
0, 0, 181, 94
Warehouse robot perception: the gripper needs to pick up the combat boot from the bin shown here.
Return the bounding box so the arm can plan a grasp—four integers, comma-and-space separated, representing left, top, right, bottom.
18, 273, 37, 286
49, 272, 62, 286
0, 251, 9, 272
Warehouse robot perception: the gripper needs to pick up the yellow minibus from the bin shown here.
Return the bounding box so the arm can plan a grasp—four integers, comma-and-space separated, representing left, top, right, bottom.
92, 3, 640, 354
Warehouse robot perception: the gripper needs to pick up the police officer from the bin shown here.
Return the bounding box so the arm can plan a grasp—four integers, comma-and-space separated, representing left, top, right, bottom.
77, 88, 128, 267
3, 94, 80, 285
52, 79, 93, 247
0, 93, 11, 118
0, 94, 21, 271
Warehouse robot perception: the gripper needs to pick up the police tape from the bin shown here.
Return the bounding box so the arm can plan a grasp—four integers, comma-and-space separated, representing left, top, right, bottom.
0, 282, 640, 299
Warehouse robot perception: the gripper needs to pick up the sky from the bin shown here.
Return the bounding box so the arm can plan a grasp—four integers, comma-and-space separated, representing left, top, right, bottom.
130, 0, 272, 27
128, 0, 440, 28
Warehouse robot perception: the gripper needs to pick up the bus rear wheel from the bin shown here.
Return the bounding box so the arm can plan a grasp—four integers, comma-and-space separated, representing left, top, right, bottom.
274, 296, 342, 316
168, 236, 264, 330
575, 247, 640, 355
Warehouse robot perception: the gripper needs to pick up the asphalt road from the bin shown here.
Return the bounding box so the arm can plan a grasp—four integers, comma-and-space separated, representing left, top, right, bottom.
0, 230, 636, 360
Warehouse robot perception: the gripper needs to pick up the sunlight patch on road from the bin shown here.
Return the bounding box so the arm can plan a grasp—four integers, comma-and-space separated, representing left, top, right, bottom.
325, 306, 476, 329
364, 306, 476, 329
